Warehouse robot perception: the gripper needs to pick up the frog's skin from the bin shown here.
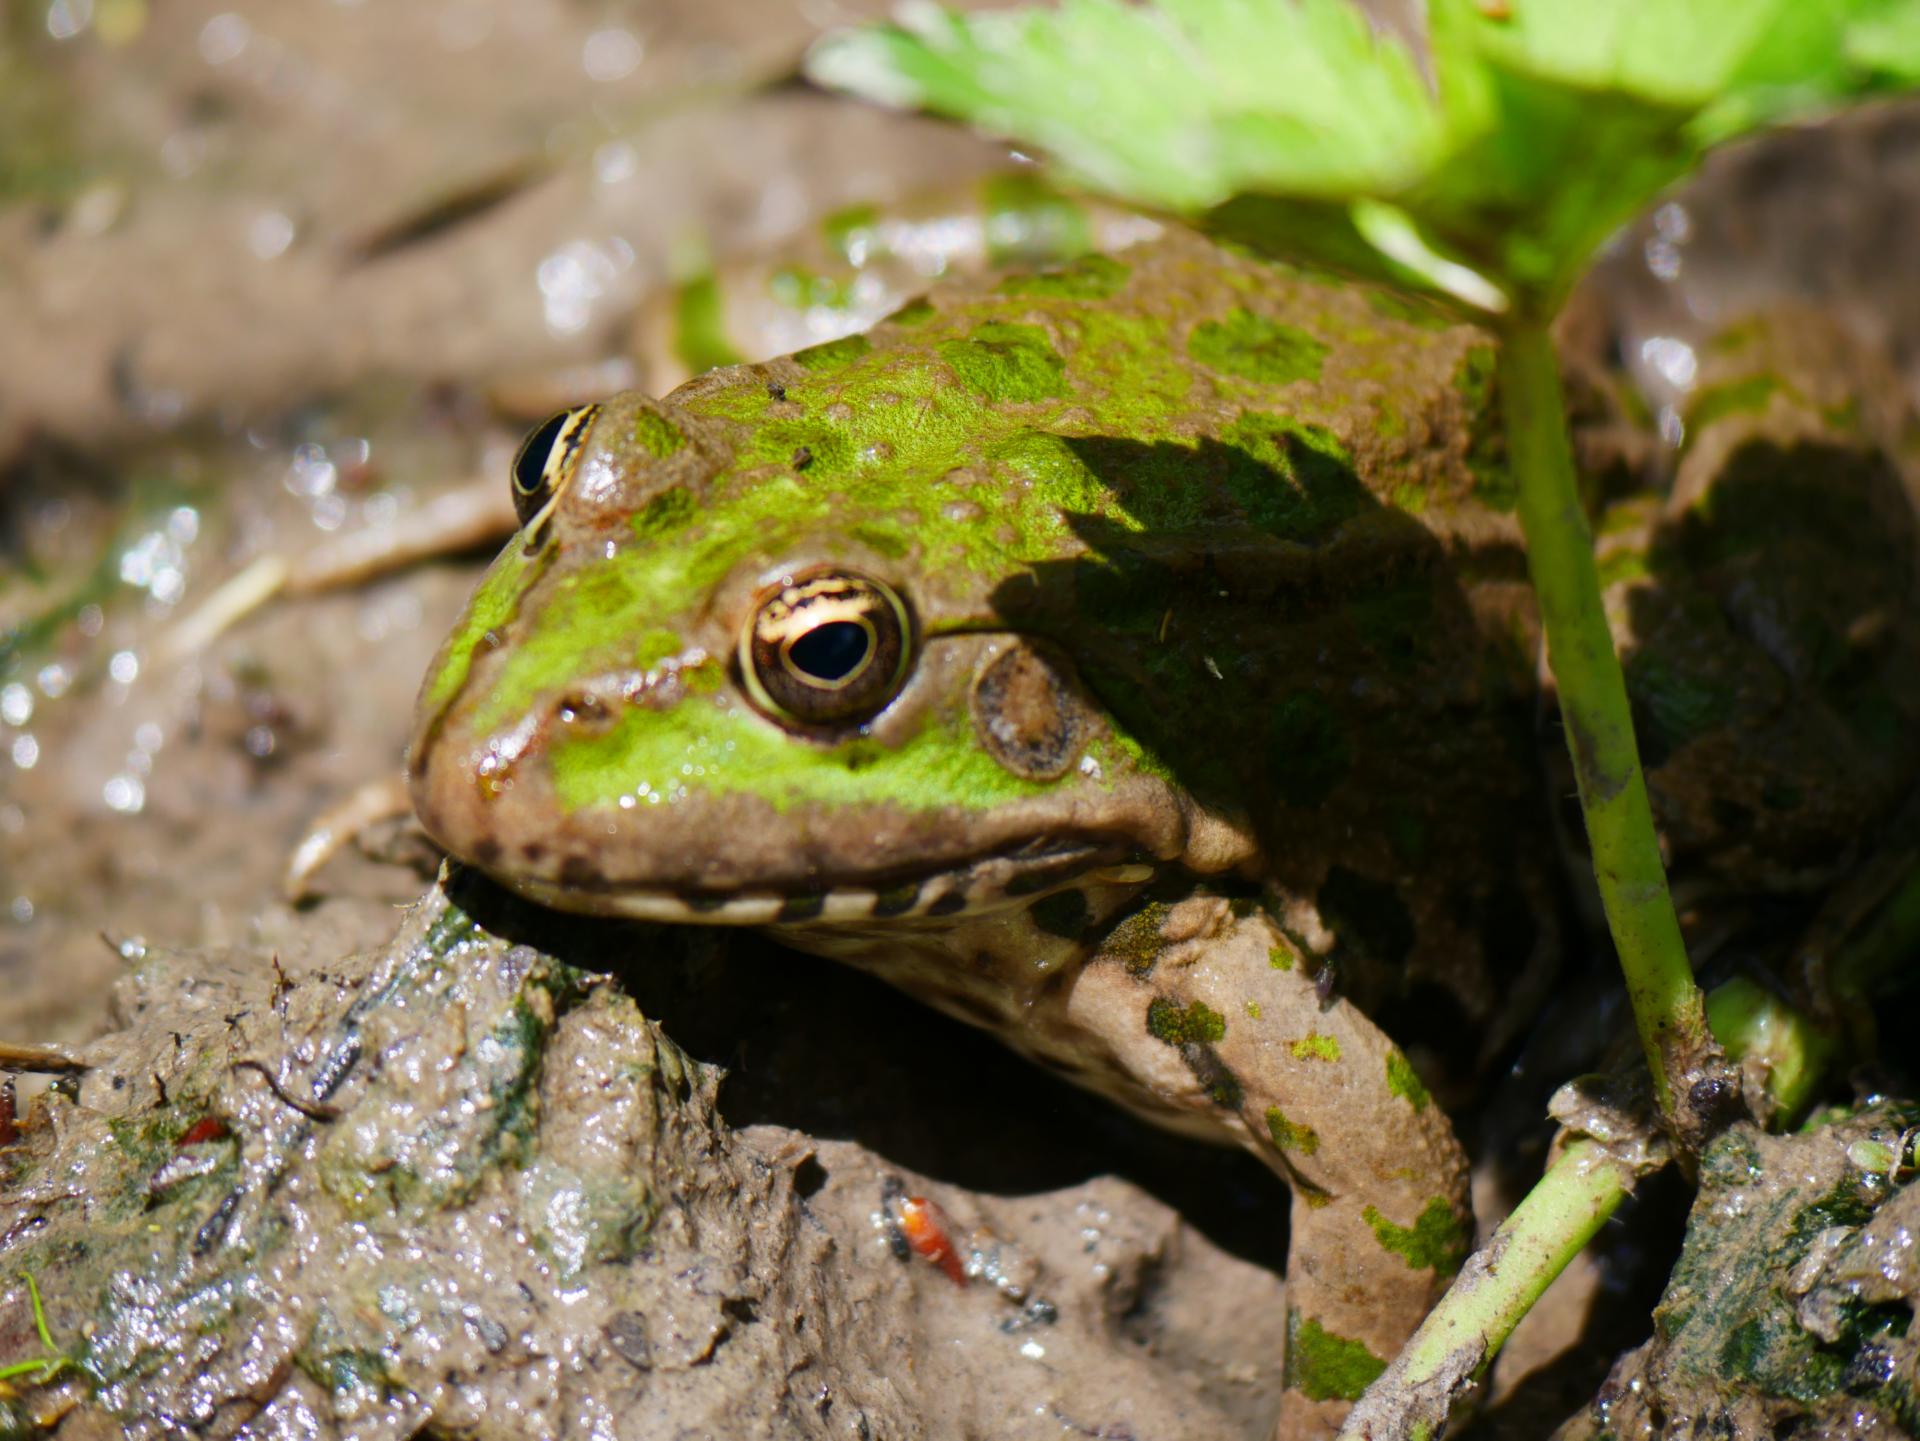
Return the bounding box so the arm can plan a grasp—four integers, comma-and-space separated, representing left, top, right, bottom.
410, 230, 1920, 1436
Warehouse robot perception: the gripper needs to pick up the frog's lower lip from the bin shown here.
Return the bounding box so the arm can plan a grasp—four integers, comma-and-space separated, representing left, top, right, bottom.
487, 843, 1155, 926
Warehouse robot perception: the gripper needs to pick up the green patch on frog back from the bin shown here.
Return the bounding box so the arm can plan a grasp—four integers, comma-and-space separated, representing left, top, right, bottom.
938, 321, 1068, 403
1285, 1313, 1387, 1403
1386, 1050, 1431, 1111
1290, 1033, 1341, 1062
421, 540, 550, 721
991, 431, 1132, 537
631, 409, 686, 459
1189, 308, 1329, 385
1218, 413, 1368, 543
549, 693, 1063, 816
1265, 1106, 1320, 1156
1266, 691, 1352, 808
633, 628, 681, 671
632, 487, 696, 540
1363, 1197, 1471, 1275
1146, 998, 1227, 1046
998, 253, 1130, 301
1100, 900, 1173, 976
470, 552, 730, 734
792, 333, 873, 372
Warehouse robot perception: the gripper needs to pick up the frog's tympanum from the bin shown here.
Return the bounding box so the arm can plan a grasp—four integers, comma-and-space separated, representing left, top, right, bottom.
411, 230, 1920, 1436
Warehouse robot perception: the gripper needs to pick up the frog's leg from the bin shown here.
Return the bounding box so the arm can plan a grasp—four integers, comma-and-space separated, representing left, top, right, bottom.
1035, 893, 1470, 1440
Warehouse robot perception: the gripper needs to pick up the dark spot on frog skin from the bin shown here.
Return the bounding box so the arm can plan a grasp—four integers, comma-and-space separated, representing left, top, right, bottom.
559, 855, 605, 890
777, 894, 826, 923
472, 837, 502, 867
792, 1154, 828, 1199
972, 642, 1083, 780
872, 881, 921, 918
520, 842, 545, 864
1029, 888, 1090, 940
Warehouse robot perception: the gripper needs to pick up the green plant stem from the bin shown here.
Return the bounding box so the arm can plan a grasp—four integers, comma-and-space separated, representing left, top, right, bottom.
1498, 321, 1711, 1133
1337, 1140, 1637, 1440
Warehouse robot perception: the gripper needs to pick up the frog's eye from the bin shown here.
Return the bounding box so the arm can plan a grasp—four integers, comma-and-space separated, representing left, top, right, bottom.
740, 570, 912, 727
510, 403, 601, 527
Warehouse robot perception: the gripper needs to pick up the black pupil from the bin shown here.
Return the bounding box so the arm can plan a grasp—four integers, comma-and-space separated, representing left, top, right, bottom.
515, 412, 569, 496
788, 621, 870, 683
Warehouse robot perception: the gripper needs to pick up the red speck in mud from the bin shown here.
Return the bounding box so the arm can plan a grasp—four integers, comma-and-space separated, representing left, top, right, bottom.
898, 1195, 968, 1286
175, 1117, 230, 1147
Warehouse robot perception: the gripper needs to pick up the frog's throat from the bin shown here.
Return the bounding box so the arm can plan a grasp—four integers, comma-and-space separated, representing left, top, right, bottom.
486, 843, 1158, 927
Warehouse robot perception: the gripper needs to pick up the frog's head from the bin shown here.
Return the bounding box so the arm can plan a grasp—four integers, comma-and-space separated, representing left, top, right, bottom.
409, 388, 1248, 926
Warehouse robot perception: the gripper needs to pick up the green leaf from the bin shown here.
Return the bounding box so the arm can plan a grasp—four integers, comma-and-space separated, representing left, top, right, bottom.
808, 0, 1920, 315
807, 0, 1448, 210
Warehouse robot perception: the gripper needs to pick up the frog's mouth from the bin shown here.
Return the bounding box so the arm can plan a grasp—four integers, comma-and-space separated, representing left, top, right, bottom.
488, 838, 1157, 928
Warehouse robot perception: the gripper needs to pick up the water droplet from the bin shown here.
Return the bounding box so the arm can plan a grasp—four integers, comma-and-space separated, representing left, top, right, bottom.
46, 0, 93, 41
103, 774, 145, 813
0, 684, 32, 728
198, 11, 250, 65
247, 210, 296, 260
581, 27, 643, 83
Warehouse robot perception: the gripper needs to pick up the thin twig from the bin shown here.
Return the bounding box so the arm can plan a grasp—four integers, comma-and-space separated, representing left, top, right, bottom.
230, 1061, 341, 1122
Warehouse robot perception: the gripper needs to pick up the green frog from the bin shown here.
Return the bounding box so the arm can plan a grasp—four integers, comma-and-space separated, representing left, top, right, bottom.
408, 227, 1920, 1437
